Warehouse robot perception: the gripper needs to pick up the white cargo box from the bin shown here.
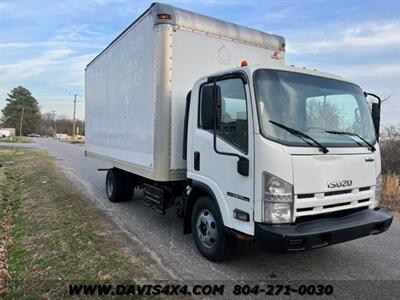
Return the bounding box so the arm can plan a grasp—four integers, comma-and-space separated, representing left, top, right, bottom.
85, 3, 285, 181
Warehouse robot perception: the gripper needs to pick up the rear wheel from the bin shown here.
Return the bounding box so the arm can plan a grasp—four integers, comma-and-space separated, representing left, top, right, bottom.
191, 196, 236, 261
105, 168, 135, 202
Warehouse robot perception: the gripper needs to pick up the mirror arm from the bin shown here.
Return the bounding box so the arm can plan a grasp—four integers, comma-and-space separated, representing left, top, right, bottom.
212, 129, 240, 159
364, 92, 382, 110
212, 132, 249, 176
364, 91, 382, 142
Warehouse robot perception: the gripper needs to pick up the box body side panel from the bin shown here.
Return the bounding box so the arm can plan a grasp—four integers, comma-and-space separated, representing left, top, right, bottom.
85, 14, 156, 175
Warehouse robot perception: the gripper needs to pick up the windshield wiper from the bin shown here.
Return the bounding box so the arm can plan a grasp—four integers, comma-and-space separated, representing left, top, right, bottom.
325, 130, 376, 152
269, 120, 329, 154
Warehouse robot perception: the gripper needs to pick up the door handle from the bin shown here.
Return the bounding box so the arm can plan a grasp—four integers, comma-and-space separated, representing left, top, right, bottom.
194, 151, 200, 171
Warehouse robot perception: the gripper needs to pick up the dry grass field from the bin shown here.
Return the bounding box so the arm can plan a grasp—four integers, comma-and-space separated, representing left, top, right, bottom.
0, 147, 161, 298
380, 125, 400, 215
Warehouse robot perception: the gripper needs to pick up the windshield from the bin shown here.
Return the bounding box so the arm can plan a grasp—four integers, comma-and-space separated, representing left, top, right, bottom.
253, 69, 376, 147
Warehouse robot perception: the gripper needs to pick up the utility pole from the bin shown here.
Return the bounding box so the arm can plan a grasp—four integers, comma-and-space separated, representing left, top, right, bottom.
52, 110, 57, 136
19, 107, 25, 136
72, 94, 76, 142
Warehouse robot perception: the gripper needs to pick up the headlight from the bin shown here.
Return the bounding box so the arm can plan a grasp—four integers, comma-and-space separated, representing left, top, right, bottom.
262, 173, 293, 224
264, 202, 292, 223
375, 174, 382, 207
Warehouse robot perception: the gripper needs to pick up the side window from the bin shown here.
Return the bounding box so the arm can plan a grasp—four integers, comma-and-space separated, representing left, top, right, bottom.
199, 77, 248, 152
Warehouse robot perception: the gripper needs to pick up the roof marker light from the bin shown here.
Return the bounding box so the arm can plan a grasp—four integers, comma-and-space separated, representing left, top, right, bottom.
158, 13, 171, 20
240, 60, 248, 67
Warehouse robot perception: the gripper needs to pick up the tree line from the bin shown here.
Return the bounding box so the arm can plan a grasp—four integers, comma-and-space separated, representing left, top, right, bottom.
41, 112, 85, 136
380, 125, 400, 175
1, 86, 84, 136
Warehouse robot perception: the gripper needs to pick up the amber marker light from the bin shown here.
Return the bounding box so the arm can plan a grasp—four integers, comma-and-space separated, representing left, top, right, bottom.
240, 60, 248, 67
158, 13, 171, 20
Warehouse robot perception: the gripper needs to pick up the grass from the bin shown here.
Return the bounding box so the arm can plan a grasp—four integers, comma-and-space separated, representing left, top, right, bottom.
0, 136, 33, 143
381, 173, 400, 214
0, 147, 156, 298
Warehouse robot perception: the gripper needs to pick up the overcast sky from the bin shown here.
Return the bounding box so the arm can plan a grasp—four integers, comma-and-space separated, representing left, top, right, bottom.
0, 0, 399, 123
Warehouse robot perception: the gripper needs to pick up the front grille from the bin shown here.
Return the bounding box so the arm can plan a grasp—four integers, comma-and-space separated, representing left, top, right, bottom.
294, 186, 374, 220
297, 186, 372, 200
324, 189, 352, 197
358, 198, 370, 203
297, 193, 314, 199
323, 202, 351, 209
359, 187, 371, 192
297, 207, 313, 212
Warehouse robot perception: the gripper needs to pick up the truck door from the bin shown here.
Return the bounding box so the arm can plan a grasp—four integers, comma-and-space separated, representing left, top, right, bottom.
188, 74, 255, 235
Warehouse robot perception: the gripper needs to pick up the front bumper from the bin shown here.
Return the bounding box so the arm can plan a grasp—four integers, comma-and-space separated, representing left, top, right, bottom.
255, 208, 393, 253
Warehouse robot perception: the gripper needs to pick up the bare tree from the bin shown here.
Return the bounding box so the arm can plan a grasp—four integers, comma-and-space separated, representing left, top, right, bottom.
38, 113, 85, 136
381, 95, 392, 104
380, 124, 400, 174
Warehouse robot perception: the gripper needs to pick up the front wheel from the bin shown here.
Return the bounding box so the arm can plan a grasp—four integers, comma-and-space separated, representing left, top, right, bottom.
191, 196, 236, 261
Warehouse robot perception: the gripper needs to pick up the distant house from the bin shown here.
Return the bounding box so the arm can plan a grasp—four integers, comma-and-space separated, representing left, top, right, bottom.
56, 133, 69, 140
0, 128, 16, 138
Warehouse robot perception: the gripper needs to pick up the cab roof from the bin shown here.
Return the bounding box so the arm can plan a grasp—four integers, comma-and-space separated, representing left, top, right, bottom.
200, 63, 357, 87
247, 64, 355, 84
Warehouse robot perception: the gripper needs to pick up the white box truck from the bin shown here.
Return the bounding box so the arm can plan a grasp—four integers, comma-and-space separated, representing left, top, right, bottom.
85, 3, 392, 261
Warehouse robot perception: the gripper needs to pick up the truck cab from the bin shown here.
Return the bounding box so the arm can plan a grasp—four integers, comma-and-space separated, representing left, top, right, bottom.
184, 63, 392, 259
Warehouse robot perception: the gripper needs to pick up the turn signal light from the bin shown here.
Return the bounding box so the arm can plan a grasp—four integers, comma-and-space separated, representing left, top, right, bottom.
236, 233, 250, 241
233, 209, 249, 222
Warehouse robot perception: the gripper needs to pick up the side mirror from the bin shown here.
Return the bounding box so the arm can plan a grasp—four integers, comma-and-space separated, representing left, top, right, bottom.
371, 102, 381, 141
201, 85, 221, 130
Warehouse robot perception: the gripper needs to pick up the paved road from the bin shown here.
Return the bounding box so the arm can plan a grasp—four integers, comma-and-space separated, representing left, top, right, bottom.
8, 138, 400, 296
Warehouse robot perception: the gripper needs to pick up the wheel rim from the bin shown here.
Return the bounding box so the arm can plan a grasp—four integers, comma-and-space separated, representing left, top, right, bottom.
196, 209, 218, 248
106, 173, 114, 197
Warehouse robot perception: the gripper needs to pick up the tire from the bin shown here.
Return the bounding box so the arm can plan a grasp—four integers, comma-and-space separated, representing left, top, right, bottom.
105, 168, 135, 202
191, 196, 236, 261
